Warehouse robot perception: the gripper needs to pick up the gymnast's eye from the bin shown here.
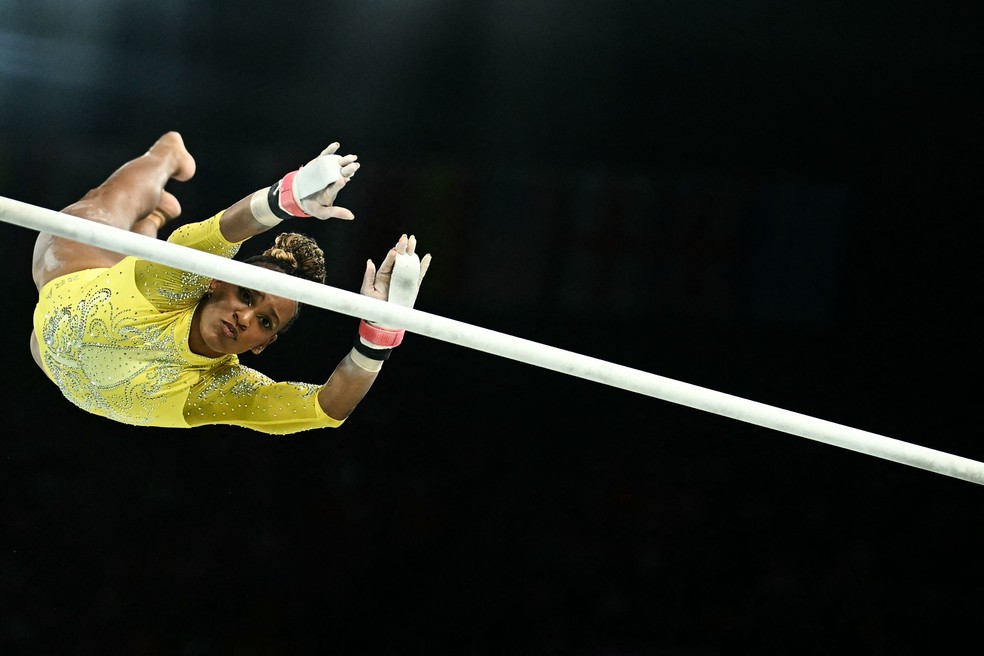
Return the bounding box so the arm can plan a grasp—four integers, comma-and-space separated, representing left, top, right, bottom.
239, 288, 252, 305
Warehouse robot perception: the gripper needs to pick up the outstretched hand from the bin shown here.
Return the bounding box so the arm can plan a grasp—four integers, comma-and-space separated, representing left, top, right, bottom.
362, 234, 432, 308
293, 142, 361, 220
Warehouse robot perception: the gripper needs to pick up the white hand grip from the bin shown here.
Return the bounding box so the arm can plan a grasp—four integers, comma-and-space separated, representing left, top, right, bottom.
294, 155, 343, 200
388, 251, 422, 308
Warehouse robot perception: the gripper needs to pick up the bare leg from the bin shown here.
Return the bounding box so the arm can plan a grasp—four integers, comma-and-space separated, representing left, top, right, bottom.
30, 331, 42, 370
32, 131, 196, 291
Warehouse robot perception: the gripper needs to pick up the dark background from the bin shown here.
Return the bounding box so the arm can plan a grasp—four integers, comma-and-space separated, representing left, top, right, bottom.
2, 1, 982, 653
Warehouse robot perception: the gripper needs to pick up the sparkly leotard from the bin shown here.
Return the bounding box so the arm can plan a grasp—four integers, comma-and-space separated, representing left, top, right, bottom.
32, 213, 343, 435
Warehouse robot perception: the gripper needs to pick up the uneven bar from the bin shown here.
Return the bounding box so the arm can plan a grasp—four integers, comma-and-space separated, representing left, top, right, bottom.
2, 194, 982, 485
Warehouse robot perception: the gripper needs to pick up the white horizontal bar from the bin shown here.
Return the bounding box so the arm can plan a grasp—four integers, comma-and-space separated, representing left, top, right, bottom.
2, 194, 981, 485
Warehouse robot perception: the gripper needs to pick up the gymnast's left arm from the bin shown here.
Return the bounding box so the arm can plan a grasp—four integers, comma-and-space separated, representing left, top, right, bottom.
316, 233, 432, 421
217, 141, 361, 243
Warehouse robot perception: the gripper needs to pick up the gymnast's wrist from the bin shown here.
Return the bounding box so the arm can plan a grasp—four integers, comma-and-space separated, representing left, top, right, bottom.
349, 344, 385, 372
358, 319, 405, 348
250, 187, 287, 226
350, 319, 402, 371
249, 170, 315, 227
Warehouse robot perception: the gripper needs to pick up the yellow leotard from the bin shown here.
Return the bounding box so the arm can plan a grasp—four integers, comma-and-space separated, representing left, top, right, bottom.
32, 213, 343, 435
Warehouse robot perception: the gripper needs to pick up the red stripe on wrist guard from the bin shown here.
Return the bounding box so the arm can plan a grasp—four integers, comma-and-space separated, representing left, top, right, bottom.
359, 319, 405, 347
277, 170, 308, 218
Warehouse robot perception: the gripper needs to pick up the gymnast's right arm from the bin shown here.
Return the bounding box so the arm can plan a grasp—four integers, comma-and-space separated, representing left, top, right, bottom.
219, 141, 361, 243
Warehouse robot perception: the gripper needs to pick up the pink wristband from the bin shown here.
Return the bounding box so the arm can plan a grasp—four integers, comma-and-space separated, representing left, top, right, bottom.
277, 170, 308, 218
359, 320, 405, 348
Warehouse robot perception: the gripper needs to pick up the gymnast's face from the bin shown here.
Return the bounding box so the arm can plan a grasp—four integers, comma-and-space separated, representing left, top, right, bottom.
190, 279, 299, 357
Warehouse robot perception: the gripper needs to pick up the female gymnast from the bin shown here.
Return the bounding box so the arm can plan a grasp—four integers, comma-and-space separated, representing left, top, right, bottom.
29, 131, 430, 435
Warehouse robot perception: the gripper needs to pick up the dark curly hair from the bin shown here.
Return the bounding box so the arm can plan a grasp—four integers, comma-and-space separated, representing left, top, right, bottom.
244, 232, 325, 333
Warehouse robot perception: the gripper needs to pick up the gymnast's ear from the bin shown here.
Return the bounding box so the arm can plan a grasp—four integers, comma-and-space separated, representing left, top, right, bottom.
250, 334, 278, 355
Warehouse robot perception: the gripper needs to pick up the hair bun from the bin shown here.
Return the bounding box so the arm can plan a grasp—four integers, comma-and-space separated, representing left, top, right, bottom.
265, 232, 326, 284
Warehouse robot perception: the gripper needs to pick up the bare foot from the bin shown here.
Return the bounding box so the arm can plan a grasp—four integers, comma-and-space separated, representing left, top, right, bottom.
157, 189, 181, 222
144, 190, 182, 230
148, 131, 196, 182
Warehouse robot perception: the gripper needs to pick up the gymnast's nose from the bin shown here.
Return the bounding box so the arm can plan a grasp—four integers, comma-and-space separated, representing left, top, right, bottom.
234, 309, 252, 330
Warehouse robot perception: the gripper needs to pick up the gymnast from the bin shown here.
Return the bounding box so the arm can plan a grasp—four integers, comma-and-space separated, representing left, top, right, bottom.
29, 132, 431, 434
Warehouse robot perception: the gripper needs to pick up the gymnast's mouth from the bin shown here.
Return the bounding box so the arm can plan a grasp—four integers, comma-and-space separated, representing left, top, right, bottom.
221, 320, 237, 340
